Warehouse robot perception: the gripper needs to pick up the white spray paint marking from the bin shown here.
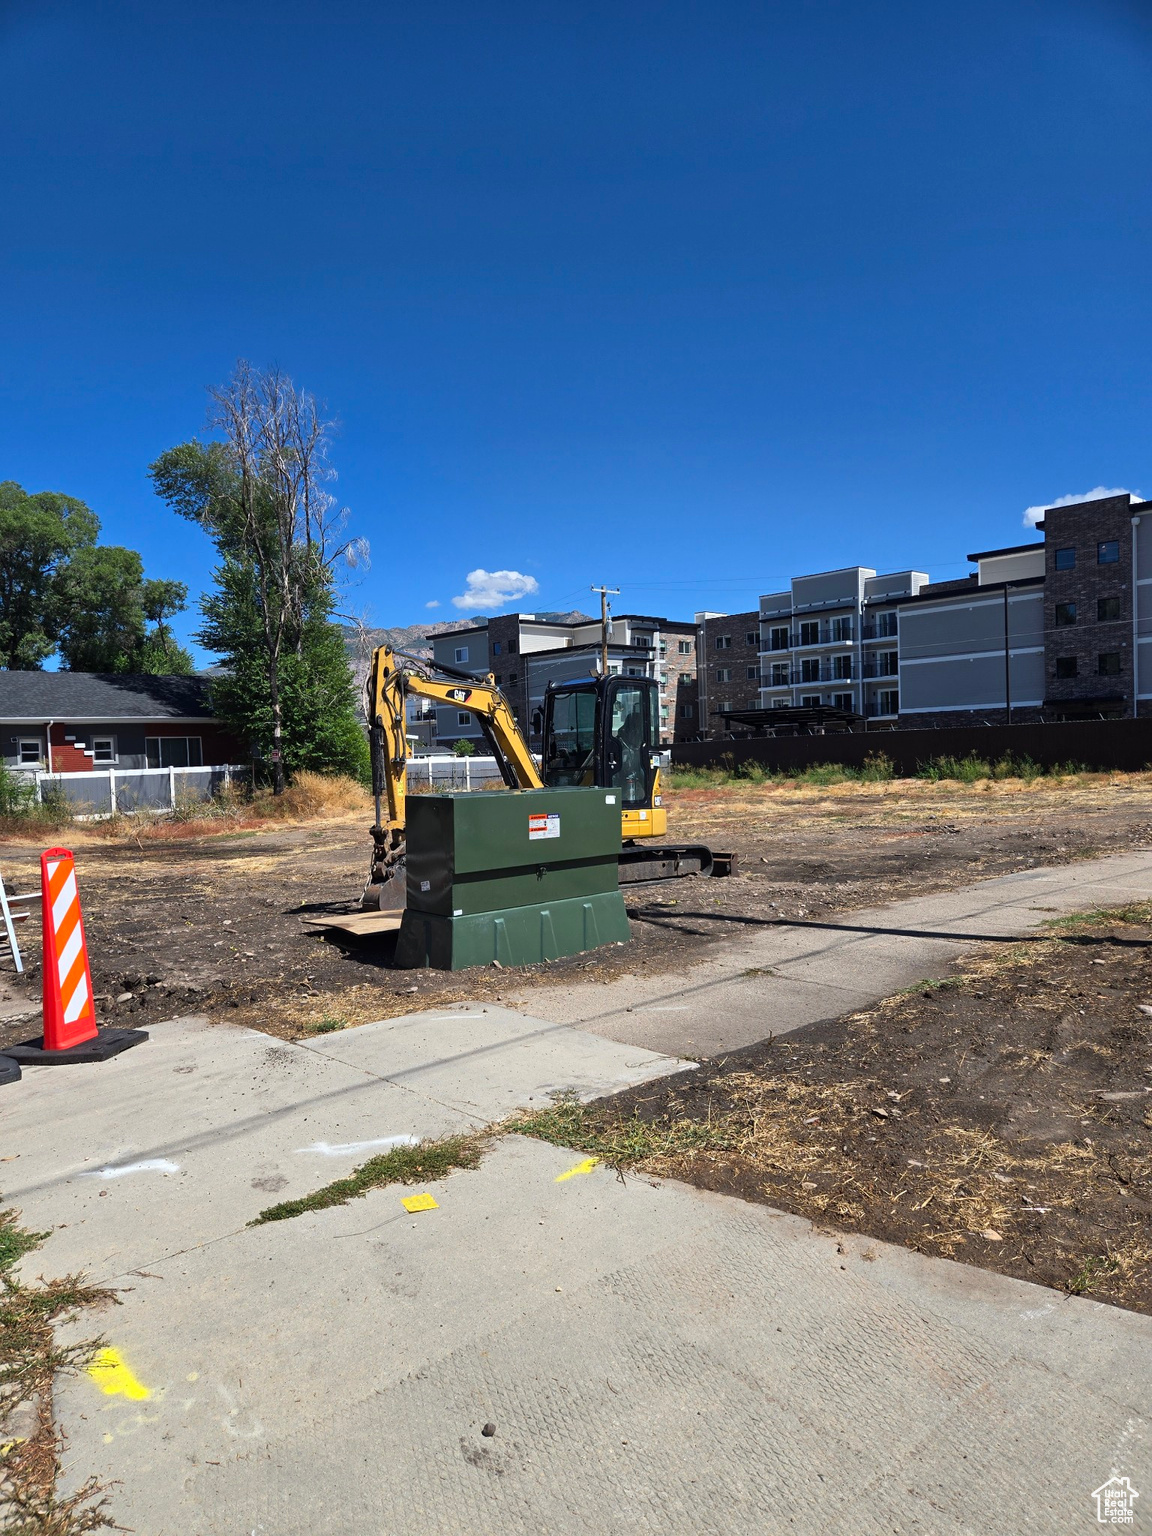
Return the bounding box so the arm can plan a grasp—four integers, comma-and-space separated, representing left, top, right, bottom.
295, 1135, 421, 1157
1111, 1415, 1145, 1478
85, 1159, 180, 1179
638, 1006, 690, 1013
1019, 1303, 1055, 1320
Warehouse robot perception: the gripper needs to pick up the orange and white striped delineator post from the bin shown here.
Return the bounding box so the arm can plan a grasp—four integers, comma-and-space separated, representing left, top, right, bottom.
6, 848, 147, 1066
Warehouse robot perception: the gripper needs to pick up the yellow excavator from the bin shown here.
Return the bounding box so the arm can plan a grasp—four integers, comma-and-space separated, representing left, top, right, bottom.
363, 645, 731, 908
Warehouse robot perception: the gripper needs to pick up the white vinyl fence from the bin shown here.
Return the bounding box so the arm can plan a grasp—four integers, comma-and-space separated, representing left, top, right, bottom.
19, 764, 249, 818
404, 755, 507, 791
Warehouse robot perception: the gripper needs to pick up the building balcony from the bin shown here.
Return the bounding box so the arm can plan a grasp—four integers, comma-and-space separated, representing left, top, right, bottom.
760, 665, 858, 686
860, 621, 898, 640
860, 660, 899, 679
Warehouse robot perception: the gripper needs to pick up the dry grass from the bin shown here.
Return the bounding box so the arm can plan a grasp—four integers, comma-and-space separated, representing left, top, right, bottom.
0, 1207, 120, 1533
73, 771, 372, 846
665, 768, 1152, 842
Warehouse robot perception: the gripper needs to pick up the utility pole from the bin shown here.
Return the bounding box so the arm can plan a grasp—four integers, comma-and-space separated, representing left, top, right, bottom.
1003, 583, 1012, 725
591, 585, 620, 677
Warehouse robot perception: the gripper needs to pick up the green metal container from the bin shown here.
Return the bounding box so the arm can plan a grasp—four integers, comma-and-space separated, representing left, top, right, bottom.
395, 786, 631, 970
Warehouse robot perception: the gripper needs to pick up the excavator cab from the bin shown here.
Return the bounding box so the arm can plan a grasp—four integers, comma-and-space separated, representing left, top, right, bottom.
541, 676, 666, 840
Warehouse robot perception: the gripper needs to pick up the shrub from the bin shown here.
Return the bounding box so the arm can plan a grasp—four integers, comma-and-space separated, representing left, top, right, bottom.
451, 738, 476, 757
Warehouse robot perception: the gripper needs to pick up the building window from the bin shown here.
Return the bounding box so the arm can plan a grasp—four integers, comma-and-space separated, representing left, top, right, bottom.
635, 634, 652, 649
1098, 596, 1121, 623
769, 626, 789, 651
771, 663, 789, 686
678, 703, 695, 719
832, 693, 853, 711
716, 668, 732, 683
746, 666, 759, 680
874, 611, 897, 638
145, 736, 203, 768
878, 651, 897, 677
800, 658, 820, 682
17, 739, 42, 766
677, 640, 691, 654
715, 635, 732, 650
832, 654, 852, 680
91, 736, 116, 764
799, 621, 819, 646
830, 617, 852, 642
1098, 540, 1120, 565
1054, 547, 1076, 571
679, 672, 692, 684
626, 666, 643, 677
509, 672, 517, 684
508, 639, 516, 653
772, 698, 789, 709
800, 694, 821, 707
454, 646, 469, 664
457, 711, 472, 727
1055, 657, 1077, 679
878, 689, 899, 716
719, 701, 732, 713
1055, 602, 1076, 627
1099, 652, 1122, 677
746, 631, 757, 646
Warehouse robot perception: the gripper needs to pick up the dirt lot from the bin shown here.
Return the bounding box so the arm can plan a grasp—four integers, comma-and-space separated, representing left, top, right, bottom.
518, 899, 1152, 1313
1, 771, 1151, 1051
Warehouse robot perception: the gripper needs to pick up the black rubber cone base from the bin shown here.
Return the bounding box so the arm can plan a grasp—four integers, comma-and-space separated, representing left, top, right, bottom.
0, 1055, 21, 1085
5, 1029, 148, 1065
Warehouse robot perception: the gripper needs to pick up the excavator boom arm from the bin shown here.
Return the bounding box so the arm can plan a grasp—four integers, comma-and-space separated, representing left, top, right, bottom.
364, 645, 543, 905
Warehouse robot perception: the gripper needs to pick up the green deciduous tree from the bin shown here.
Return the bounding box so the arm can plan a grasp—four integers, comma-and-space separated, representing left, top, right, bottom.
0, 481, 191, 673
0, 481, 98, 668
149, 361, 369, 790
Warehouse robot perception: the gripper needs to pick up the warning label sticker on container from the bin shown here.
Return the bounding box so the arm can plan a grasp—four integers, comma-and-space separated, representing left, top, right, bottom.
528, 812, 561, 841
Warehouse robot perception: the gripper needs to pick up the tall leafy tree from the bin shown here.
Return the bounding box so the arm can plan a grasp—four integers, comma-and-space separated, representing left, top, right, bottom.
139, 579, 194, 674
0, 481, 98, 668
149, 362, 369, 790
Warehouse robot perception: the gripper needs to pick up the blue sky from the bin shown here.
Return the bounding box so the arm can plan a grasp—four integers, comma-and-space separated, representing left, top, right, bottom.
3, 0, 1151, 660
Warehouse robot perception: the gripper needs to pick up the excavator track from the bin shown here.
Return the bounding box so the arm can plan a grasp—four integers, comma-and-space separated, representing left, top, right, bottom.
617, 843, 735, 885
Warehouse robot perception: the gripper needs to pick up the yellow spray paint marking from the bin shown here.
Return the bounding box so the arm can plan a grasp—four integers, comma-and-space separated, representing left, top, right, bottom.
555, 1157, 599, 1183
87, 1347, 151, 1400
401, 1192, 439, 1213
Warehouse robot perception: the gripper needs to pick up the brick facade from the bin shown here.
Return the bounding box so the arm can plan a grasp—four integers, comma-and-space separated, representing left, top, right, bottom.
1042, 494, 1134, 716
660, 621, 699, 741
698, 611, 760, 734
45, 722, 241, 772
486, 613, 528, 731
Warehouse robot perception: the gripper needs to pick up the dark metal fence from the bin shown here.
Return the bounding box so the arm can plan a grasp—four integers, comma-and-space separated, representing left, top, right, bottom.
671, 718, 1152, 776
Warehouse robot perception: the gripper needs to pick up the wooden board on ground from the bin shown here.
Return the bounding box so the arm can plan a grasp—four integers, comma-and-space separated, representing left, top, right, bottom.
302, 910, 404, 938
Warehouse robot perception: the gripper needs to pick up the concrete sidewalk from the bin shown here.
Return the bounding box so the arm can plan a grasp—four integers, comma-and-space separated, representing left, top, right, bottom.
3, 850, 1150, 1532
513, 848, 1152, 1055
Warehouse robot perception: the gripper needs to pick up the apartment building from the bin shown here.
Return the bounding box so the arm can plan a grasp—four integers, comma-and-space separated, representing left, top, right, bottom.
430, 612, 697, 746
695, 567, 928, 735
896, 492, 1151, 725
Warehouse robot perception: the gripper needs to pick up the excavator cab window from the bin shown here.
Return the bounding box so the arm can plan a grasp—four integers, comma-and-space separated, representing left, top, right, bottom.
543, 688, 598, 786
601, 678, 657, 809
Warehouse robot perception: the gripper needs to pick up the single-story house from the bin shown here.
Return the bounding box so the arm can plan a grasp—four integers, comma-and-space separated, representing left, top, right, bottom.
0, 673, 242, 773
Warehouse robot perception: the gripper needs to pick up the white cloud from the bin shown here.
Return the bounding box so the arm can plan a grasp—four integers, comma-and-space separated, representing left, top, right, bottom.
425, 599, 440, 609
1023, 486, 1139, 528
451, 568, 540, 611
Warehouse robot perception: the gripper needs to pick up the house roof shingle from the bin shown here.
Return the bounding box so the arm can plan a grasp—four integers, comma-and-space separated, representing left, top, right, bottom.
0, 672, 215, 721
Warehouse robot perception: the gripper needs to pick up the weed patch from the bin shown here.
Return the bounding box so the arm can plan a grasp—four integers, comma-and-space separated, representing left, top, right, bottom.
250, 1133, 489, 1224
